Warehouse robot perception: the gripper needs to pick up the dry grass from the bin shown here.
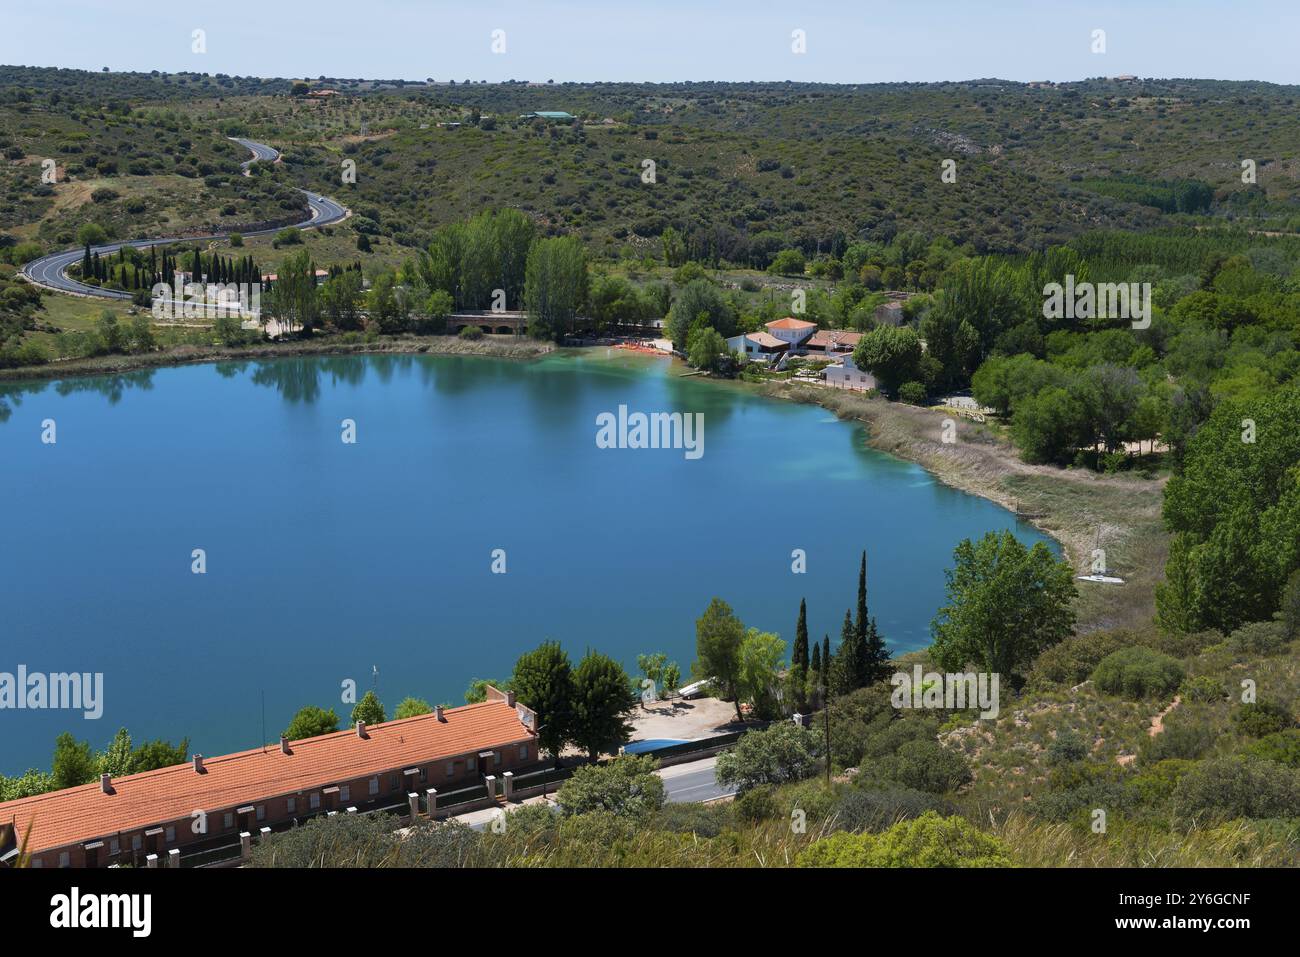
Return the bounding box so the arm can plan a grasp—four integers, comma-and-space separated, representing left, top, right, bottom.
993, 812, 1295, 867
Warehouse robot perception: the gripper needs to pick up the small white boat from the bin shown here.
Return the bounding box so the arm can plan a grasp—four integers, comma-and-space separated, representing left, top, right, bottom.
678, 678, 714, 699
1077, 574, 1126, 585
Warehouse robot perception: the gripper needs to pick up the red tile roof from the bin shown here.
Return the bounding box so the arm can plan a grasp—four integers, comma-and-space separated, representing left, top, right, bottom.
0, 700, 533, 854
766, 317, 816, 330
807, 330, 862, 349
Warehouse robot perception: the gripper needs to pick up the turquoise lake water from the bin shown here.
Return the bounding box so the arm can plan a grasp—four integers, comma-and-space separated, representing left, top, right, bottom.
0, 351, 1056, 773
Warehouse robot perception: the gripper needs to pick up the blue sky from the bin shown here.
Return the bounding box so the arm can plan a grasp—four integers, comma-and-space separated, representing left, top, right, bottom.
3, 0, 1296, 85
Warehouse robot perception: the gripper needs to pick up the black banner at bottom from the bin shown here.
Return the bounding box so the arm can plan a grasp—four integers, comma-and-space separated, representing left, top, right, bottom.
2, 865, 1279, 941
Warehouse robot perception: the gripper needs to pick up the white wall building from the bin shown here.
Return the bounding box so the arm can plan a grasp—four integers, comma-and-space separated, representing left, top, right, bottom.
824, 351, 877, 392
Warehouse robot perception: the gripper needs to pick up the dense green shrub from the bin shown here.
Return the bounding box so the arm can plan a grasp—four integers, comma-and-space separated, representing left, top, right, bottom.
898, 381, 928, 405
1245, 730, 1300, 767
797, 812, 1012, 868
777, 778, 841, 826
1281, 570, 1300, 640
1172, 757, 1300, 821
1227, 620, 1289, 656
1092, 646, 1184, 699
1027, 629, 1130, 690
1046, 730, 1089, 766
734, 785, 778, 823
1231, 701, 1294, 738
1131, 758, 1197, 805
715, 721, 822, 795
1032, 767, 1137, 824
458, 324, 484, 340
826, 685, 901, 768
1139, 717, 1218, 764
860, 739, 971, 794
832, 785, 949, 832
556, 754, 665, 818
1179, 674, 1225, 703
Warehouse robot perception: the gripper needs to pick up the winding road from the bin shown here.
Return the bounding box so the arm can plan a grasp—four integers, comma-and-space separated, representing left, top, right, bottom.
20, 138, 349, 300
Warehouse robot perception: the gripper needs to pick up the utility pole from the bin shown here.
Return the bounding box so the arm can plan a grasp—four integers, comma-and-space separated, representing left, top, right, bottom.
820, 682, 831, 787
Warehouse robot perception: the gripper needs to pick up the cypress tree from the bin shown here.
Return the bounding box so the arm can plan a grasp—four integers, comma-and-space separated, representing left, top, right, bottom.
810, 639, 821, 676
855, 550, 891, 685
793, 598, 809, 672
829, 609, 859, 696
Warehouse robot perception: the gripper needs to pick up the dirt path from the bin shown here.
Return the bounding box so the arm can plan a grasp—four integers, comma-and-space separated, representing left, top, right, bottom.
1148, 695, 1181, 737
1117, 695, 1181, 766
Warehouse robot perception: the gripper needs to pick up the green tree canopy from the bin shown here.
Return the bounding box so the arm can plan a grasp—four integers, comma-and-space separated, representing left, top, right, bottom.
556, 754, 665, 817
393, 697, 433, 720
511, 640, 575, 762
569, 651, 637, 761
1158, 388, 1300, 633
284, 705, 340, 741
694, 597, 747, 722
852, 324, 924, 396
351, 690, 387, 726
930, 530, 1077, 682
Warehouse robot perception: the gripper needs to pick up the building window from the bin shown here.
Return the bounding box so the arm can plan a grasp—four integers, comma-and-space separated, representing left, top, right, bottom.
519, 744, 529, 761
287, 797, 297, 814
369, 777, 379, 796
494, 752, 501, 766
59, 851, 70, 868
467, 756, 477, 772
419, 768, 427, 784
223, 813, 234, 830
109, 838, 120, 856
132, 835, 142, 851
339, 785, 350, 802
256, 806, 266, 822
31, 858, 43, 868
391, 773, 400, 792
309, 792, 320, 810
445, 761, 455, 778
165, 827, 175, 843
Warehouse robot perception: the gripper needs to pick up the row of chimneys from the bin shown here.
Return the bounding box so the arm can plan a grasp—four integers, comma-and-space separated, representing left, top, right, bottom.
97, 701, 474, 792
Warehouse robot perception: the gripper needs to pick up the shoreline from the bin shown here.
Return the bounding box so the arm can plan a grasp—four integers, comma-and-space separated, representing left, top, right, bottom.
0, 334, 555, 384
2, 338, 1165, 632
745, 379, 1168, 634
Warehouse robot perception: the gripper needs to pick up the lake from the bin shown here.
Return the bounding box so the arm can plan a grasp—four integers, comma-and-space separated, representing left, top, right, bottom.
0, 351, 1056, 773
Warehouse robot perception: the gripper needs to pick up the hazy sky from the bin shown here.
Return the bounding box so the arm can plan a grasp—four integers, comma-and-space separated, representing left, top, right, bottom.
3, 0, 1296, 85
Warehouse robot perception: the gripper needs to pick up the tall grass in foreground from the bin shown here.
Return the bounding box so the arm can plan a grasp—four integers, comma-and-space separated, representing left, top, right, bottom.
991, 813, 1295, 868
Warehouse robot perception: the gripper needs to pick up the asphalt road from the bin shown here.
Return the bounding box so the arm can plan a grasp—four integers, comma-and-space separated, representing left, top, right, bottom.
20, 138, 349, 299
660, 755, 734, 804
460, 754, 735, 831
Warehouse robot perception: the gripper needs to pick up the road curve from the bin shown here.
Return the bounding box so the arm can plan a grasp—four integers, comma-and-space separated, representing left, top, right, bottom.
20, 138, 349, 300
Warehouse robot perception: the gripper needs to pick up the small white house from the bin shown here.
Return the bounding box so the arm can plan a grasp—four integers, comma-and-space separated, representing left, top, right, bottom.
726, 331, 787, 360
824, 352, 877, 392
